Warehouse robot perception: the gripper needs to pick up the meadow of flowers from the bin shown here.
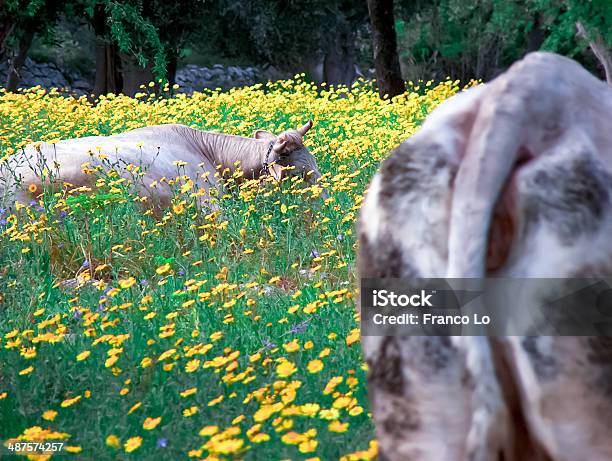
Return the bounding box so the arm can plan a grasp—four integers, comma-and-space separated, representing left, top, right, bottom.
0, 77, 464, 460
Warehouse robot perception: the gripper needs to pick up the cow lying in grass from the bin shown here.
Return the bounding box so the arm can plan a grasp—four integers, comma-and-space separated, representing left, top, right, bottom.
359, 52, 612, 460
0, 121, 322, 208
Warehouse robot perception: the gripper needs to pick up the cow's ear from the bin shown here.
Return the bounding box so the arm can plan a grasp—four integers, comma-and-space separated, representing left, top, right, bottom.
254, 130, 276, 140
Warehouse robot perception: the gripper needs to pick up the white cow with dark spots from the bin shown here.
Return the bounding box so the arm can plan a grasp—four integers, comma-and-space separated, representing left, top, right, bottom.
359, 52, 612, 461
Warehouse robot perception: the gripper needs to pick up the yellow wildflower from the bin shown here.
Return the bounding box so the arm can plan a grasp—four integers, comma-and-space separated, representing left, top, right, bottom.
183, 406, 199, 417
124, 436, 142, 453
106, 435, 120, 448
199, 425, 219, 437
328, 420, 349, 433
18, 366, 33, 376
76, 350, 91, 361
60, 395, 82, 408
118, 277, 136, 289
143, 416, 162, 430
42, 410, 57, 421
180, 387, 197, 398
156, 263, 172, 275
307, 359, 324, 373
276, 360, 297, 378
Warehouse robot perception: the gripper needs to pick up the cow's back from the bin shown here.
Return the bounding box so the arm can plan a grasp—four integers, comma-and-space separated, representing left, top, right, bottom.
1, 124, 214, 207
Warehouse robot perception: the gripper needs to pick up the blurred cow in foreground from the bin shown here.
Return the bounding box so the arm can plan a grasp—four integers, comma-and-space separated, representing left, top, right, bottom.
358, 52, 612, 460
0, 121, 322, 208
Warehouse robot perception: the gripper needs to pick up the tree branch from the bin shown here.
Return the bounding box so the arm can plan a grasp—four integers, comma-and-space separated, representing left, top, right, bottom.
576, 20, 612, 85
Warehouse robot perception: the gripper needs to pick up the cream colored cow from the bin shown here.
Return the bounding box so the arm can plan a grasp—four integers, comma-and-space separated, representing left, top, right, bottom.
1, 121, 321, 207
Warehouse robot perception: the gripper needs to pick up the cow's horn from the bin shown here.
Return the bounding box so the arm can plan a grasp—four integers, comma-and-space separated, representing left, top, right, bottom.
297, 120, 313, 137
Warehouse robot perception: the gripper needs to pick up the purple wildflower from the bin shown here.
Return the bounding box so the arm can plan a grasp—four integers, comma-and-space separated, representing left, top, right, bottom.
289, 321, 308, 334
156, 438, 168, 448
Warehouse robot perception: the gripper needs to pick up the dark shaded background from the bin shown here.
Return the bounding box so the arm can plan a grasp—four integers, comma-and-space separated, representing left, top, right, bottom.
1, 0, 611, 97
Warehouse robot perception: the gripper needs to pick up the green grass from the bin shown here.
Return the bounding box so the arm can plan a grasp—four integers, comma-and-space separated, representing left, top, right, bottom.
0, 78, 460, 459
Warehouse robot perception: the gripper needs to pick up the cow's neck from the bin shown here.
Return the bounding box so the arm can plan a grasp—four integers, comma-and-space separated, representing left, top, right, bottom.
192, 130, 270, 178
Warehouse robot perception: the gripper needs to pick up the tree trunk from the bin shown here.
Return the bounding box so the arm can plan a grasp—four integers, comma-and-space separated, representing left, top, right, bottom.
525, 14, 545, 54
167, 51, 178, 87
0, 0, 15, 60
366, 0, 405, 98
576, 20, 612, 85
119, 0, 156, 97
120, 54, 155, 97
323, 30, 357, 87
92, 5, 122, 96
0, 23, 15, 61
5, 28, 34, 92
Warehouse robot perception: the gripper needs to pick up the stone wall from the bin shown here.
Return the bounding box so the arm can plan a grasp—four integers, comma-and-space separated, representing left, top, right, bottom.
0, 58, 90, 95
0, 58, 269, 95
175, 64, 262, 93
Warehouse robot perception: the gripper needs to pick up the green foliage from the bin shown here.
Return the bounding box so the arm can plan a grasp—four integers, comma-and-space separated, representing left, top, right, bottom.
208, 0, 368, 71
103, 1, 166, 77
28, 17, 97, 79
103, 0, 209, 77
65, 192, 125, 213
5, 0, 46, 17
3, 0, 64, 49
395, 0, 529, 81
536, 0, 612, 55
3, 0, 197, 81
6, 0, 612, 92
395, 0, 612, 81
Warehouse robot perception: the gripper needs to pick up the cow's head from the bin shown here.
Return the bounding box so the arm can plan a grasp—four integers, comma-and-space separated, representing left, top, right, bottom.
253, 121, 323, 187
